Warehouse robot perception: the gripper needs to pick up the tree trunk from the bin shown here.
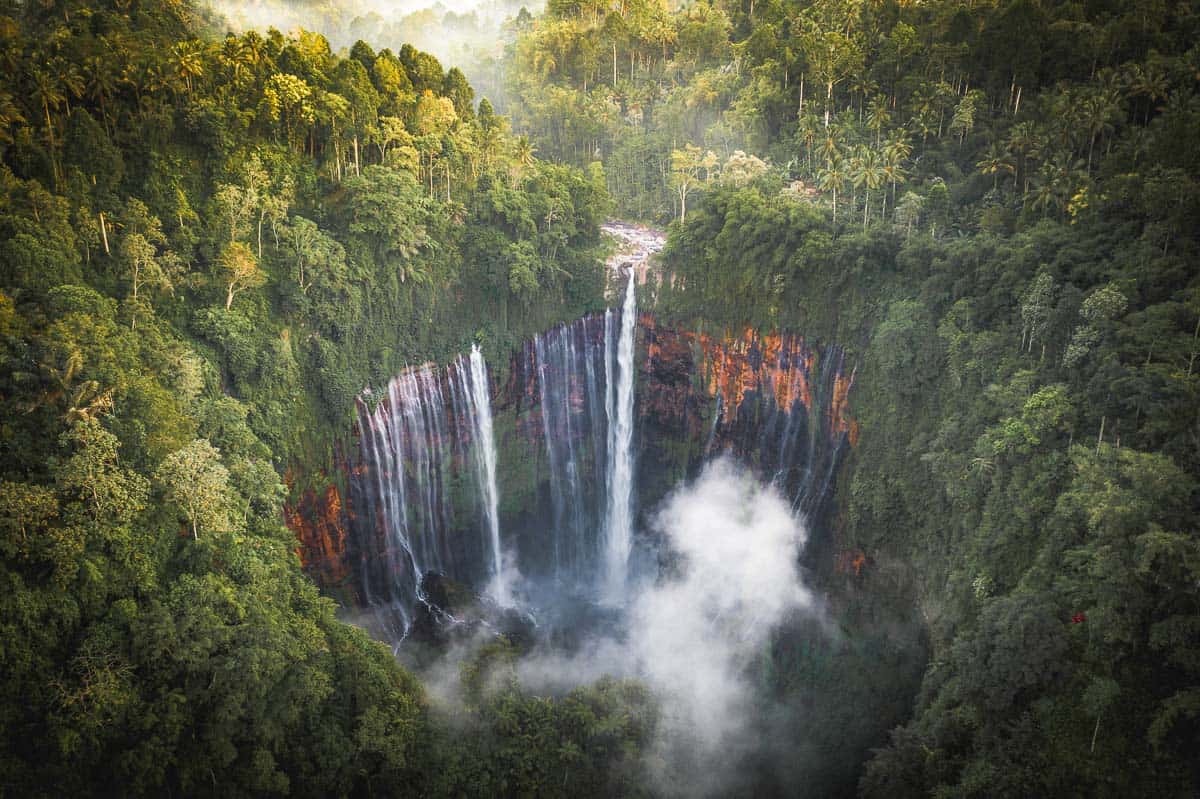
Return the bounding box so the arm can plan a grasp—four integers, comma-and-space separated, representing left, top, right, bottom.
1188, 313, 1199, 376
225, 283, 235, 310
43, 101, 59, 188
99, 211, 110, 255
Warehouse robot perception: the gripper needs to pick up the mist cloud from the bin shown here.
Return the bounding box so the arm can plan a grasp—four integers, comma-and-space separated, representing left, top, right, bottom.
512, 457, 816, 795
203, 0, 533, 108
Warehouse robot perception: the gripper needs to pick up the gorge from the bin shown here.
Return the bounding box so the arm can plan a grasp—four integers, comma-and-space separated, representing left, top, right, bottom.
3, 0, 1197, 794
282, 225, 886, 792
290, 226, 857, 643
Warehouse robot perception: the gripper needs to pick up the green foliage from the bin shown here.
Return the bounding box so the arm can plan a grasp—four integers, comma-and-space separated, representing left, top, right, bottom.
0, 1, 614, 795
2, 0, 1198, 794
652, 12, 1200, 782
154, 438, 234, 539
435, 640, 659, 798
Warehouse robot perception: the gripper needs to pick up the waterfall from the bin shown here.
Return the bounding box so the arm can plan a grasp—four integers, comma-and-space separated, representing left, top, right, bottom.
458, 345, 507, 604
603, 271, 637, 602
521, 274, 638, 596
534, 332, 566, 571
680, 331, 855, 519
530, 320, 604, 582
329, 223, 857, 648
325, 313, 858, 648
354, 368, 447, 637
355, 350, 511, 638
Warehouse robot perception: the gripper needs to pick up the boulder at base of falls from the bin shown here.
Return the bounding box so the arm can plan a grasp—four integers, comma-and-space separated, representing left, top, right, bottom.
408, 571, 537, 650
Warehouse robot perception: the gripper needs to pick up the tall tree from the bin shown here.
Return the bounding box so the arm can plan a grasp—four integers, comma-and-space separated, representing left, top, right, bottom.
154, 439, 233, 539
217, 241, 265, 310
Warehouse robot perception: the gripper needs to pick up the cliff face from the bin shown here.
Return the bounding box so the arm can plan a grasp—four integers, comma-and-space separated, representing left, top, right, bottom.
283, 448, 361, 605
286, 314, 858, 601
640, 317, 858, 450
286, 482, 350, 584
636, 318, 856, 536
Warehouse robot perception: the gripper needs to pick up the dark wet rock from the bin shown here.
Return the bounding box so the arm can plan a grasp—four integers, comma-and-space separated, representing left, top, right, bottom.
407, 571, 537, 650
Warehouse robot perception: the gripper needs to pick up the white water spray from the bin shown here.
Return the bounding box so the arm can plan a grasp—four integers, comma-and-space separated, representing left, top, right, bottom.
604, 270, 637, 602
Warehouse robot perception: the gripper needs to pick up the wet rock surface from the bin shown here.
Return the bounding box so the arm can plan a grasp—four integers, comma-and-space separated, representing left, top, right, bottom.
408, 571, 538, 649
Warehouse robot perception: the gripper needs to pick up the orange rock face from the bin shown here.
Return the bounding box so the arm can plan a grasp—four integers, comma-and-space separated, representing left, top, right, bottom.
640, 316, 856, 441
285, 471, 353, 589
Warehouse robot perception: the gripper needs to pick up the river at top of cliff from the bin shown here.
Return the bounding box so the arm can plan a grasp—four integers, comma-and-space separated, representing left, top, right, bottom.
602, 220, 665, 285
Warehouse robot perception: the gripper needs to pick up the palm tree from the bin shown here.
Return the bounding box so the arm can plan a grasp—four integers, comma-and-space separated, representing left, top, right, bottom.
172, 40, 206, 96
1080, 88, 1120, 173
510, 135, 537, 186
1030, 170, 1059, 218
883, 134, 912, 207
796, 112, 820, 168
220, 37, 252, 88
1031, 157, 1084, 218
850, 146, 884, 229
241, 31, 270, 84
848, 75, 877, 121
880, 151, 908, 217
0, 91, 26, 147
22, 349, 113, 423
83, 56, 117, 134
1093, 66, 1126, 96
1126, 61, 1168, 123
817, 132, 841, 169
30, 68, 65, 184
64, 377, 114, 424
866, 95, 890, 144
817, 158, 846, 224
884, 134, 912, 165
55, 61, 85, 117
976, 141, 1015, 192
136, 61, 171, 114
1005, 121, 1041, 194
911, 109, 937, 148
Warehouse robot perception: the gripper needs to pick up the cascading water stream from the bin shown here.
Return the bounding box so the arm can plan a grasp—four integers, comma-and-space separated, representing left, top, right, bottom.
603, 270, 637, 602
354, 347, 514, 639
460, 345, 507, 604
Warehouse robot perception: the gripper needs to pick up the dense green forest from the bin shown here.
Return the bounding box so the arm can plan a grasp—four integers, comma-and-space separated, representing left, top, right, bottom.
1, 0, 1198, 795
0, 0, 650, 794
643, 0, 1200, 794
